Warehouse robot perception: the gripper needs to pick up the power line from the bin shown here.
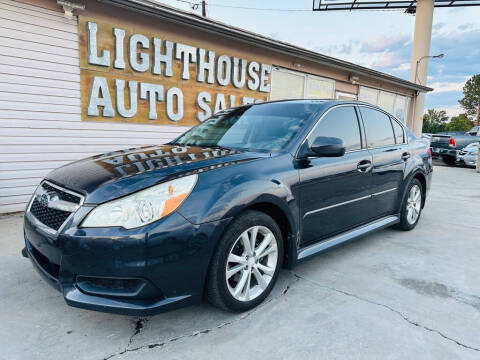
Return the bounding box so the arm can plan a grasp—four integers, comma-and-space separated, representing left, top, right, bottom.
207, 4, 312, 11
174, 0, 311, 12
174, 0, 406, 12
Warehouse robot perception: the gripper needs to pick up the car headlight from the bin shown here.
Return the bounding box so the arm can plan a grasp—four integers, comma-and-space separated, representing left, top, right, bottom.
81, 174, 197, 229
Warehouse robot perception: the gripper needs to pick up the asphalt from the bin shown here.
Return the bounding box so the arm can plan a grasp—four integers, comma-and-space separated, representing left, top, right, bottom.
1, 163, 479, 360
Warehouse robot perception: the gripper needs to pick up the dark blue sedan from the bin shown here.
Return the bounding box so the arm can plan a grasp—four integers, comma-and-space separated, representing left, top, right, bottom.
23, 100, 432, 315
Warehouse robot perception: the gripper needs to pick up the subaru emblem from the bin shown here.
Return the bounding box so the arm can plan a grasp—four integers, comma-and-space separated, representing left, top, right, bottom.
39, 191, 59, 208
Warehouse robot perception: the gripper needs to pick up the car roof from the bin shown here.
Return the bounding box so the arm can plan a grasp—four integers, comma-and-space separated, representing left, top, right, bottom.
245, 98, 389, 113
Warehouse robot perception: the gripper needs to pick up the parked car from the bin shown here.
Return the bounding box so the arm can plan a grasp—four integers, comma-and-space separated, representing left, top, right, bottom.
457, 142, 479, 168
467, 126, 480, 136
430, 130, 480, 166
22, 100, 432, 315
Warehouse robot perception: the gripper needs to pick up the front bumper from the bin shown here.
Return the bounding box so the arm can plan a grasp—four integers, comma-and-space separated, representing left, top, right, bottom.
463, 155, 478, 167
24, 209, 230, 316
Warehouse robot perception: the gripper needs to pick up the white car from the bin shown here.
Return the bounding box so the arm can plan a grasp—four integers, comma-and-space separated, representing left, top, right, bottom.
457, 142, 479, 167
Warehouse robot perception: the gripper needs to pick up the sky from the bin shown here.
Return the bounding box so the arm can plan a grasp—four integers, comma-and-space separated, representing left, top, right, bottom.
155, 0, 480, 118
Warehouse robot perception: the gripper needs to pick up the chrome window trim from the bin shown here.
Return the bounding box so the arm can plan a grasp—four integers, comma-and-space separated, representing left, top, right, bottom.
296, 103, 365, 158
389, 116, 407, 145
27, 180, 85, 236
357, 104, 409, 149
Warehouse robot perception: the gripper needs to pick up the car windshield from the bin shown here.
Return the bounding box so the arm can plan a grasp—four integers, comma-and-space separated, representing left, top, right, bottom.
173, 102, 318, 152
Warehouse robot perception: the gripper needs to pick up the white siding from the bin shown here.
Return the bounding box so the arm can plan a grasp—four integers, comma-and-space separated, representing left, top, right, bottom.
0, 0, 189, 213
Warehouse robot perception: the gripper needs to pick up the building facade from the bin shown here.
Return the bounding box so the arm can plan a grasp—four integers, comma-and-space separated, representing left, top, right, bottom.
0, 0, 431, 213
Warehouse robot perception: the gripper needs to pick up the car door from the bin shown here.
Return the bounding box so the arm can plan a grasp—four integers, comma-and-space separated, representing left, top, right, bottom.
358, 106, 408, 217
297, 105, 375, 246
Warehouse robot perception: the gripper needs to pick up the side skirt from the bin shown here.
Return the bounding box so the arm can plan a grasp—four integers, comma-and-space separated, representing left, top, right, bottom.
297, 215, 400, 261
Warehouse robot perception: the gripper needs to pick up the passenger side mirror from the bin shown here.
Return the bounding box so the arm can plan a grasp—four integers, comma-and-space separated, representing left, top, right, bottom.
309, 136, 346, 157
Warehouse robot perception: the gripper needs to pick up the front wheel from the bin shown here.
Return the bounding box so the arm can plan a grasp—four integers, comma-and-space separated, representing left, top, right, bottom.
205, 210, 283, 312
394, 179, 424, 231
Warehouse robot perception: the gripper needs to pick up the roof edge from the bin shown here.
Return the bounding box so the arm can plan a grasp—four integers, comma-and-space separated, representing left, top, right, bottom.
98, 0, 433, 93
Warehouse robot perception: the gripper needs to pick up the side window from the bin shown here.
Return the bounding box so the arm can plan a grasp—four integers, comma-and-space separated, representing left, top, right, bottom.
391, 119, 405, 144
360, 107, 395, 148
308, 106, 362, 152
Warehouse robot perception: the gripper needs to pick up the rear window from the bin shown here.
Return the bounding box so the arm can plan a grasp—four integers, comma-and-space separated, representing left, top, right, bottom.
360, 107, 395, 148
391, 119, 405, 144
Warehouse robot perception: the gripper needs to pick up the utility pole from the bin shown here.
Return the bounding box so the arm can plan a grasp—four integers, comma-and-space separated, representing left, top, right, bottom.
202, 0, 206, 17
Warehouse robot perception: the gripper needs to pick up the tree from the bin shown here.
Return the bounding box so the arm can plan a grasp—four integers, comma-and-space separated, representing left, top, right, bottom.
446, 114, 474, 132
422, 109, 448, 133
459, 74, 480, 126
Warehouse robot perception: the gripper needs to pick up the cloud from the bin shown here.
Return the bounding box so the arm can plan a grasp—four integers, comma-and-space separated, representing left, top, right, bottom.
437, 105, 463, 118
428, 81, 466, 93
360, 35, 409, 53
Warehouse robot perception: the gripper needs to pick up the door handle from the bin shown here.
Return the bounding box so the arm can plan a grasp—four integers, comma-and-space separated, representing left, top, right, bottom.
357, 160, 372, 172
401, 152, 411, 161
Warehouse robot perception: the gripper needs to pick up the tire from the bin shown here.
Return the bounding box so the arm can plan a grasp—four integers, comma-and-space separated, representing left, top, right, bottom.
205, 210, 284, 312
394, 178, 424, 231
442, 155, 456, 166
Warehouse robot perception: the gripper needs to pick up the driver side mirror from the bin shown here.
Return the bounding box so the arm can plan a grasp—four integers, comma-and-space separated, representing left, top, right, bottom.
307, 136, 346, 157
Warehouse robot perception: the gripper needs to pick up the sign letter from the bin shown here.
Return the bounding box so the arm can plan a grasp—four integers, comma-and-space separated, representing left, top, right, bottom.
196, 91, 211, 122
87, 76, 114, 117
247, 61, 260, 91
115, 79, 138, 118
232, 57, 247, 88
152, 38, 173, 77
175, 43, 197, 80
129, 34, 150, 72
140, 83, 164, 120
259, 64, 272, 93
197, 48, 215, 84
87, 22, 110, 67
166, 87, 184, 121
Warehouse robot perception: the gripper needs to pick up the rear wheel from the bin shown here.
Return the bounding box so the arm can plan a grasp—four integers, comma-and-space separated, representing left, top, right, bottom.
395, 178, 423, 231
442, 155, 456, 166
205, 210, 283, 312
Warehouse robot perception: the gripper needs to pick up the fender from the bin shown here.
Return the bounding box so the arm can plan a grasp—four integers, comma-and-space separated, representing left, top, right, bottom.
179, 175, 300, 268
397, 168, 428, 213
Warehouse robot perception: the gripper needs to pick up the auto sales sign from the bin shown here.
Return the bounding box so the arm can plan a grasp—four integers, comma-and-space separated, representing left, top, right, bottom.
78, 16, 271, 126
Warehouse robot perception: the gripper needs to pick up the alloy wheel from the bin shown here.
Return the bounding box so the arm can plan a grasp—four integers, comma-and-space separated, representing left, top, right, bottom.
225, 226, 278, 302
406, 184, 422, 225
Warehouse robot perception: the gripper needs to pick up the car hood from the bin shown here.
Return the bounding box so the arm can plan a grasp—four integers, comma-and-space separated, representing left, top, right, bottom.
46, 144, 268, 204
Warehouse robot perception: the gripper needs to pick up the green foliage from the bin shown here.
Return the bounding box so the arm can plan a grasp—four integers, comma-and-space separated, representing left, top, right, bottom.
446, 114, 474, 132
422, 109, 448, 133
458, 74, 480, 124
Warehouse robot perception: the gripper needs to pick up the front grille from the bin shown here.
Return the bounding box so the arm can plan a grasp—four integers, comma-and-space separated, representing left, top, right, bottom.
42, 182, 81, 204
29, 181, 83, 231
30, 198, 71, 230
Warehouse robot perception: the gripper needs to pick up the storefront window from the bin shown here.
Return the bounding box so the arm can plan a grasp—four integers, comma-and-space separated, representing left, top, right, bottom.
358, 86, 379, 105
378, 91, 395, 114
271, 70, 304, 99
305, 75, 335, 99
393, 95, 408, 124
271, 68, 335, 100
359, 86, 410, 124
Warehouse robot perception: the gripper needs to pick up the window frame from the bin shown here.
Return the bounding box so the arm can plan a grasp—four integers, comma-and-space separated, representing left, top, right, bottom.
357, 104, 408, 149
390, 116, 407, 145
296, 104, 366, 158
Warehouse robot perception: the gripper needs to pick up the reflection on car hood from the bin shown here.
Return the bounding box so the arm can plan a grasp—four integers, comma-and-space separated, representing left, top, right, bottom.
46, 145, 267, 203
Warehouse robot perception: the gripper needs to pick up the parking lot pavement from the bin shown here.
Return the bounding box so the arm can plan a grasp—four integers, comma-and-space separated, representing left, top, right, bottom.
1, 165, 479, 360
